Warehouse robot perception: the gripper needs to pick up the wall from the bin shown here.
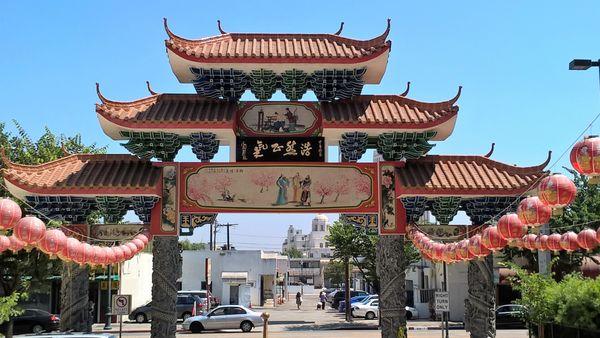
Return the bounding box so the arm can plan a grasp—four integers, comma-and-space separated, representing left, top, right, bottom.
119, 252, 153, 312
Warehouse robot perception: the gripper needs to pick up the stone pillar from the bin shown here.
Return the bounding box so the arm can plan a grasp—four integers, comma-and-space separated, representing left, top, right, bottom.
60, 262, 91, 332
464, 255, 496, 338
376, 235, 407, 338
151, 236, 182, 338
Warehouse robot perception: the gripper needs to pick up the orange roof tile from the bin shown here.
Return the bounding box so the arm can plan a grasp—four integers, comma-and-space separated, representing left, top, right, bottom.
396, 153, 551, 196
2, 153, 161, 196
164, 19, 391, 62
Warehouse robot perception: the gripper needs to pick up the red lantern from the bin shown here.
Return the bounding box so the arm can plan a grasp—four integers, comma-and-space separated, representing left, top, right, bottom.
61, 237, 82, 262
431, 243, 444, 261
135, 233, 150, 246
120, 244, 133, 260
468, 235, 491, 257
481, 226, 507, 251
570, 136, 600, 182
577, 228, 598, 252
14, 216, 46, 245
459, 239, 475, 260
0, 235, 10, 252
538, 174, 577, 208
0, 198, 22, 230
39, 229, 67, 258
126, 242, 138, 257
498, 214, 526, 240
104, 246, 116, 265
112, 246, 125, 263
517, 197, 551, 227
547, 234, 562, 253
75, 243, 94, 266
8, 236, 25, 252
442, 244, 457, 263
535, 235, 549, 251
509, 237, 525, 249
92, 246, 108, 266
560, 231, 579, 252
131, 238, 145, 252
523, 234, 538, 251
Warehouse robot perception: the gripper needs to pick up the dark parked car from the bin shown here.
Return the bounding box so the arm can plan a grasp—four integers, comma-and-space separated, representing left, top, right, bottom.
129, 295, 204, 323
0, 308, 60, 335
496, 304, 526, 329
331, 290, 368, 309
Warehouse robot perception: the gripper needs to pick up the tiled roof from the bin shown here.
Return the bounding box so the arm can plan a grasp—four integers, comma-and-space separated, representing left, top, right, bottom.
2, 153, 161, 196
95, 84, 236, 127
396, 153, 551, 196
321, 86, 461, 126
164, 19, 391, 61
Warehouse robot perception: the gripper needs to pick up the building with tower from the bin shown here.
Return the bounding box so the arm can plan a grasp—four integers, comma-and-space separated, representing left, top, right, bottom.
282, 214, 333, 259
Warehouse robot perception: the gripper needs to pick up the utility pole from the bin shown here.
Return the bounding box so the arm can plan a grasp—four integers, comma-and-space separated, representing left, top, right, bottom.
344, 257, 351, 322
216, 223, 237, 250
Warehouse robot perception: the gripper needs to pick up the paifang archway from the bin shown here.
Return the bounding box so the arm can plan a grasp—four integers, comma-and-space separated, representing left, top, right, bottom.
1, 19, 550, 338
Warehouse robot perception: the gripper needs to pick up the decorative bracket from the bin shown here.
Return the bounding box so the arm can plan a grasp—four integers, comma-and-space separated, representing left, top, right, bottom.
339, 131, 369, 162
377, 131, 437, 160
120, 131, 182, 161
179, 213, 217, 236
190, 132, 220, 161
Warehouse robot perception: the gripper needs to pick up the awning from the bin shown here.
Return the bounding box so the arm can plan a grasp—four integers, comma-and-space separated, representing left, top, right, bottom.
221, 272, 248, 280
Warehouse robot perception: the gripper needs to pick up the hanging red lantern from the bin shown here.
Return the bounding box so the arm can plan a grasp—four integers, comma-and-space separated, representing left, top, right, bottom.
61, 237, 82, 262
560, 231, 579, 252
8, 236, 25, 253
538, 174, 577, 211
112, 246, 125, 263
104, 246, 116, 265
577, 228, 599, 252
75, 243, 94, 266
468, 235, 491, 258
14, 216, 46, 245
135, 233, 150, 246
39, 229, 67, 258
535, 235, 549, 251
570, 136, 600, 183
0, 198, 22, 230
517, 197, 551, 227
131, 238, 145, 252
442, 244, 457, 263
0, 235, 10, 252
522, 234, 538, 251
120, 244, 133, 260
498, 214, 526, 240
509, 236, 524, 249
125, 242, 138, 257
460, 239, 475, 260
546, 234, 562, 253
92, 245, 108, 266
481, 226, 507, 251
431, 243, 444, 261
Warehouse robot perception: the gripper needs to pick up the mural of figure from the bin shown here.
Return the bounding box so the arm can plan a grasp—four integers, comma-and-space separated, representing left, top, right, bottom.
292, 172, 301, 202
284, 107, 298, 131
274, 174, 290, 205
271, 112, 286, 132
299, 175, 312, 206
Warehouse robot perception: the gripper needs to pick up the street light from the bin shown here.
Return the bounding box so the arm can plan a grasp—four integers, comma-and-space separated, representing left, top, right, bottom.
569, 59, 600, 71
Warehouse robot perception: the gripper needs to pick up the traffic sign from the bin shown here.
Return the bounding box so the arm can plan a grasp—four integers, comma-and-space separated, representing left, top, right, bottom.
434, 291, 449, 312
112, 294, 132, 315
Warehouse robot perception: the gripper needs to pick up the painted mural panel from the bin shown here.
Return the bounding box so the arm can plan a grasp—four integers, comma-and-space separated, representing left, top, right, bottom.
161, 165, 178, 234
236, 137, 324, 162
238, 102, 321, 137
180, 163, 377, 213
379, 164, 397, 234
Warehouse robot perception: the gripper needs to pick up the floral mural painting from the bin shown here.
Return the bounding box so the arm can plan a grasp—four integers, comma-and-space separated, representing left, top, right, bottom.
379, 165, 397, 233
181, 164, 377, 213
161, 165, 178, 233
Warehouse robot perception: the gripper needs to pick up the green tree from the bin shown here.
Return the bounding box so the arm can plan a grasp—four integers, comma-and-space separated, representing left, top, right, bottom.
282, 247, 303, 258
0, 121, 105, 337
326, 220, 420, 292
179, 239, 207, 251
323, 260, 345, 287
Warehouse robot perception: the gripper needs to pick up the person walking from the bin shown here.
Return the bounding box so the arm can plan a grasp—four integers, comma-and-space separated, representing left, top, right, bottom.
319, 291, 326, 310
295, 292, 303, 310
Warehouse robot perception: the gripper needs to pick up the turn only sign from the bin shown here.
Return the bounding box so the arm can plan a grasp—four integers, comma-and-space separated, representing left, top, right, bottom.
434, 291, 450, 312
112, 294, 132, 315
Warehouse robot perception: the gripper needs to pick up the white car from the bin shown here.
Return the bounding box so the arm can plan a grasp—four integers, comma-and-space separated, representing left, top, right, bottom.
352, 299, 419, 320
182, 305, 263, 333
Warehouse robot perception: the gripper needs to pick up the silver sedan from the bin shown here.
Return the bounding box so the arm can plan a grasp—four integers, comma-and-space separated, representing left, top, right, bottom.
182, 305, 263, 333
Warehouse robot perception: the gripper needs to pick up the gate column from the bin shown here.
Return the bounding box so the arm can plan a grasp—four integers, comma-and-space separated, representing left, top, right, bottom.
465, 255, 496, 338
150, 236, 182, 338
60, 261, 91, 332
376, 235, 407, 338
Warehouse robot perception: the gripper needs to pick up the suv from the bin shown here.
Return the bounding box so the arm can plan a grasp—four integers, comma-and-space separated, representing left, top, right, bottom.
496, 304, 526, 329
129, 295, 204, 323
331, 290, 368, 309
178, 290, 220, 308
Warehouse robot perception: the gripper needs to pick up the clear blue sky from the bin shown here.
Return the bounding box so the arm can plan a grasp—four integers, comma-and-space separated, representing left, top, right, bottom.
1, 1, 600, 250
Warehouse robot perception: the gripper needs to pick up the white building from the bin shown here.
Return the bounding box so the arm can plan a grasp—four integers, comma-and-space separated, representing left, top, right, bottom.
180, 250, 289, 307
281, 214, 333, 259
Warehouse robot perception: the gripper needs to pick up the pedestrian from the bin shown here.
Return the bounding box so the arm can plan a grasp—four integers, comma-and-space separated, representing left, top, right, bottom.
295, 292, 303, 310
319, 291, 326, 310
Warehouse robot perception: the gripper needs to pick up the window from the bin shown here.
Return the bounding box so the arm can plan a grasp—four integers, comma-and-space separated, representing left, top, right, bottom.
227, 307, 247, 315
319, 243, 324, 248
210, 308, 226, 316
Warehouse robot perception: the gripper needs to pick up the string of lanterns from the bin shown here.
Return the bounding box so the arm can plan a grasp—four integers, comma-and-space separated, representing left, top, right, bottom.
409, 136, 600, 263
0, 198, 152, 266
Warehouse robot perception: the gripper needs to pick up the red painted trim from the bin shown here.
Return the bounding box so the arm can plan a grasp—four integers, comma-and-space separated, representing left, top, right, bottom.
98, 111, 234, 129
322, 111, 457, 129
236, 102, 323, 137
178, 162, 378, 214
167, 44, 390, 65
